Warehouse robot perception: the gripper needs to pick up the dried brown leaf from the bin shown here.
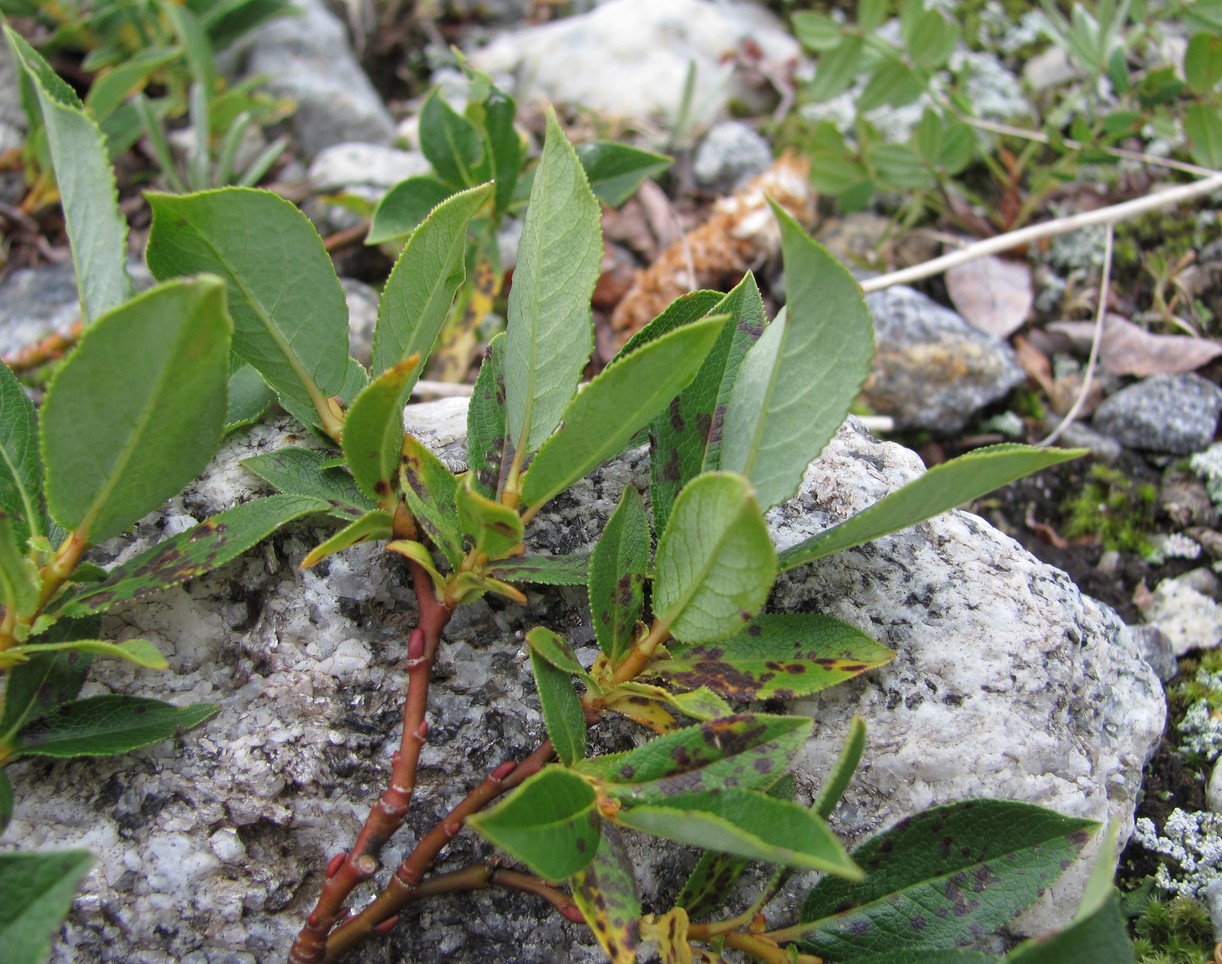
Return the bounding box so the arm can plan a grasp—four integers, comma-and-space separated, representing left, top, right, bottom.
1048, 314, 1222, 376
945, 255, 1033, 338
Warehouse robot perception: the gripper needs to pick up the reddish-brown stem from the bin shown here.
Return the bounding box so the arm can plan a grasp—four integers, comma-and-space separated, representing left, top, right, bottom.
323, 741, 556, 962
1, 320, 82, 373
289, 561, 453, 964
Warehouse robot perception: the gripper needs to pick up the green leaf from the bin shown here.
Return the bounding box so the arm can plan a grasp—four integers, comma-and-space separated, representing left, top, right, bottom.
676, 774, 795, 916
371, 182, 493, 378
645, 280, 764, 532
529, 643, 587, 766
400, 435, 463, 566
658, 613, 894, 700
455, 475, 523, 559
792, 12, 845, 52
798, 801, 1097, 957
225, 364, 276, 433
1185, 103, 1222, 169
0, 620, 97, 746
652, 473, 776, 644
905, 7, 960, 68
301, 509, 394, 568
0, 360, 43, 549
588, 487, 650, 664
242, 448, 376, 519
0, 769, 11, 835
476, 76, 523, 216
12, 695, 219, 759
84, 46, 179, 122
778, 445, 1086, 571
343, 357, 421, 501
570, 824, 641, 963
521, 317, 727, 510
366, 175, 457, 244
4, 26, 132, 323
40, 277, 231, 545
807, 36, 865, 102
850, 953, 995, 963
618, 789, 859, 878
720, 202, 873, 511
525, 626, 590, 679
858, 0, 888, 32
146, 188, 348, 433
468, 767, 600, 880
487, 552, 589, 586
467, 332, 509, 499
0, 850, 93, 964
868, 143, 935, 190
419, 88, 484, 188
54, 494, 331, 617
616, 290, 726, 361
577, 713, 810, 805
814, 715, 867, 820
575, 142, 672, 207
0, 514, 39, 620
860, 59, 925, 111
505, 109, 603, 455
604, 681, 733, 731
1, 638, 166, 670
384, 539, 445, 594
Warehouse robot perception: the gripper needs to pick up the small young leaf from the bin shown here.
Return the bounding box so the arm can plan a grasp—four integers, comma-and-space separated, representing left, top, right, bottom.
0, 621, 96, 747
40, 277, 231, 544
467, 767, 600, 880
521, 317, 727, 510
577, 714, 810, 805
798, 800, 1097, 957
54, 494, 331, 617
617, 789, 860, 878
456, 476, 523, 559
301, 509, 394, 568
384, 539, 446, 595
487, 552, 589, 586
814, 715, 867, 820
400, 435, 463, 566
860, 59, 924, 111
652, 473, 776, 644
367, 175, 456, 244
658, 613, 894, 700
588, 486, 650, 664
371, 182, 493, 378
0, 850, 93, 964
146, 189, 349, 433
477, 76, 523, 215
807, 36, 866, 102
575, 142, 672, 207
343, 357, 422, 501
2, 638, 166, 670
225, 364, 276, 433
84, 46, 180, 123
467, 332, 510, 499
570, 824, 641, 963
0, 514, 39, 620
719, 202, 874, 511
419, 88, 484, 188
1185, 103, 1222, 169
778, 445, 1086, 571
645, 279, 764, 531
529, 646, 587, 766
505, 109, 603, 455
242, 448, 376, 519
526, 627, 590, 680
4, 26, 131, 323
0, 362, 42, 547
603, 682, 733, 732
12, 695, 219, 759
792, 12, 845, 51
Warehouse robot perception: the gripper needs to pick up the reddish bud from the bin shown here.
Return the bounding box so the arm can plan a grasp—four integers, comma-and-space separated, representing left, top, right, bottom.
444, 820, 462, 838
562, 904, 586, 924
407, 628, 426, 661
307, 913, 321, 928
325, 852, 346, 878
374, 915, 401, 936
490, 760, 517, 782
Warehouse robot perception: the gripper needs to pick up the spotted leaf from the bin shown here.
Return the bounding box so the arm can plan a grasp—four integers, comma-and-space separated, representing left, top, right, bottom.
467, 332, 510, 498
400, 435, 462, 566
657, 613, 894, 700
588, 486, 650, 664
798, 800, 1098, 957
570, 824, 641, 963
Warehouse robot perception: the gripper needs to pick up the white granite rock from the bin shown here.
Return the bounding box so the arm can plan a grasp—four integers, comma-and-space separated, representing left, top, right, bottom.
5, 403, 1164, 960
469, 0, 801, 128
1144, 572, 1222, 655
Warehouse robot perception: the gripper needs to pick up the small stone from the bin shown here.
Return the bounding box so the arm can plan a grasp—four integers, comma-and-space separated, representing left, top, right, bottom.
1093, 374, 1222, 455
693, 121, 774, 192
1145, 573, 1222, 654
862, 285, 1027, 432
341, 278, 379, 367
208, 828, 247, 865
307, 143, 430, 194
1127, 624, 1178, 682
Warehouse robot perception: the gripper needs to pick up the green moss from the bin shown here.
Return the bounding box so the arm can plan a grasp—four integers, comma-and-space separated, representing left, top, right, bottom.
1131, 894, 1215, 964
1062, 464, 1159, 555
